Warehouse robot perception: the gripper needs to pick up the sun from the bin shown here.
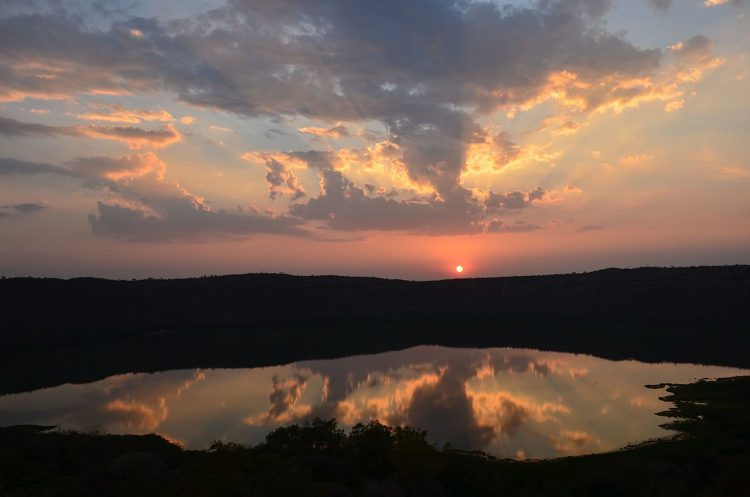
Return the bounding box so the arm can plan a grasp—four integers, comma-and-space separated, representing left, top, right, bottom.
455, 265, 464, 273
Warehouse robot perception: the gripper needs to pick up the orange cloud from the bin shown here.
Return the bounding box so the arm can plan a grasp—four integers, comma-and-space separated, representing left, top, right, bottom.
498, 37, 723, 133
461, 130, 562, 182
244, 141, 435, 198
550, 429, 599, 454
66, 152, 167, 181
104, 397, 168, 431
621, 154, 656, 166
298, 123, 350, 139
75, 123, 181, 149
244, 374, 313, 426
76, 104, 175, 124
0, 60, 131, 102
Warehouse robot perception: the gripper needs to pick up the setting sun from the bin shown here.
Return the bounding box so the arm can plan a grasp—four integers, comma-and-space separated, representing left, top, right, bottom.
456, 265, 464, 273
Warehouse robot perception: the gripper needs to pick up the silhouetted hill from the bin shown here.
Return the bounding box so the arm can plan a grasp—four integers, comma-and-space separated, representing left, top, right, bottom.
0, 266, 749, 394
2, 266, 748, 345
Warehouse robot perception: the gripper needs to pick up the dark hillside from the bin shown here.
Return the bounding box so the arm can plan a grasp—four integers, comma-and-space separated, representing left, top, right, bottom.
2, 265, 748, 344
0, 266, 748, 394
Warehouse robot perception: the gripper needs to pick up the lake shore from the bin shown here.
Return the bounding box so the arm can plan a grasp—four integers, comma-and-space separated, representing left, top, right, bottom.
2, 375, 749, 497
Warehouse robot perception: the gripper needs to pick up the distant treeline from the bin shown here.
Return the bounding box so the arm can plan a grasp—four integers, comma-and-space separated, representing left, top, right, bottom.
0, 266, 749, 394
3, 265, 749, 343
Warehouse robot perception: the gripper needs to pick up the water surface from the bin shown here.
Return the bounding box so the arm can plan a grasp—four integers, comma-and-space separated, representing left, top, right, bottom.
0, 346, 746, 459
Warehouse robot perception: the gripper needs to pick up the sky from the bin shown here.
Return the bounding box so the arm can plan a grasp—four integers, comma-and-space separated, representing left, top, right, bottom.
0, 0, 748, 279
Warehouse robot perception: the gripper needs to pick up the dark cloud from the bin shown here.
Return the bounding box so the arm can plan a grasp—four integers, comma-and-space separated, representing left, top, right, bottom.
88, 199, 304, 242
493, 132, 521, 165
496, 399, 530, 437
5, 202, 47, 214
78, 123, 181, 148
266, 373, 309, 420
0, 156, 77, 177
277, 348, 564, 451
0, 116, 77, 137
1, 154, 305, 240
405, 366, 493, 450
487, 220, 542, 233
491, 354, 552, 377
65, 154, 161, 179
0, 0, 673, 234
264, 128, 286, 139
645, 0, 672, 13
672, 35, 714, 62
0, 116, 180, 148
578, 224, 603, 232
290, 169, 483, 234
486, 187, 546, 211
264, 159, 305, 201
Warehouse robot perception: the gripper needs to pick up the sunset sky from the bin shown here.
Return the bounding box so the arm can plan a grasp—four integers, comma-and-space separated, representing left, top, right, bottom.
1, 0, 748, 279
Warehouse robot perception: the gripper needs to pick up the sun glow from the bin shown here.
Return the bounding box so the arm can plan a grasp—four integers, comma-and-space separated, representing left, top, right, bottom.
455, 265, 464, 273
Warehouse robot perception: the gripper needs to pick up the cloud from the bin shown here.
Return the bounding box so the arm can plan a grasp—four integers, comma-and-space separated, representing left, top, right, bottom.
263, 158, 305, 200
0, 6, 664, 173
492, 132, 522, 164
485, 187, 546, 211
244, 149, 547, 234
290, 169, 484, 234
65, 153, 165, 181
0, 1, 726, 235
76, 103, 175, 123
645, 0, 672, 13
0, 116, 181, 149
551, 429, 598, 454
76, 123, 182, 149
494, 399, 530, 437
103, 398, 168, 431
1, 153, 305, 241
486, 220, 542, 233
209, 125, 234, 133
245, 373, 312, 425
0, 115, 77, 136
241, 348, 606, 456
488, 354, 553, 377
578, 224, 604, 232
405, 366, 494, 450
0, 156, 77, 177
264, 128, 286, 139
298, 123, 350, 139
78, 154, 307, 240
244, 149, 486, 234
703, 0, 742, 6
88, 199, 304, 242
3, 202, 47, 214
668, 35, 725, 83
620, 154, 655, 165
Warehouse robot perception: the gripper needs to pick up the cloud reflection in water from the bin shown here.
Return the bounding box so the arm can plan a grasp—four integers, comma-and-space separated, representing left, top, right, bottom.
0, 346, 746, 459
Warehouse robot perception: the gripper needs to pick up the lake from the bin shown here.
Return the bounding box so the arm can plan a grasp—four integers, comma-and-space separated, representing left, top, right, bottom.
0, 346, 746, 459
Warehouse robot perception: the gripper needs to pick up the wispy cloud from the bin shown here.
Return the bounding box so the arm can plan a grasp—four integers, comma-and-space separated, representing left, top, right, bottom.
0, 116, 181, 149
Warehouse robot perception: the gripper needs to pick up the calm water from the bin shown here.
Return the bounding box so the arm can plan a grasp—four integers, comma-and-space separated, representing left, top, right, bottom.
0, 346, 746, 459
